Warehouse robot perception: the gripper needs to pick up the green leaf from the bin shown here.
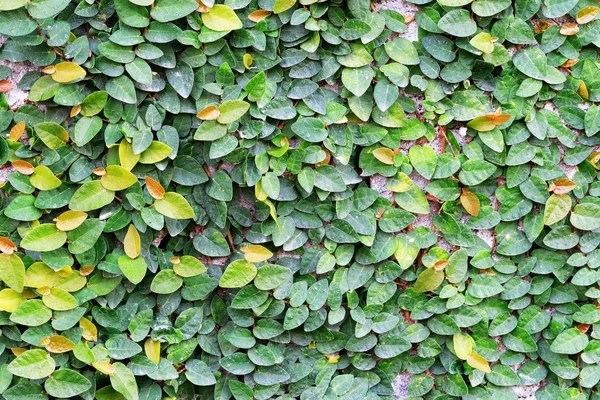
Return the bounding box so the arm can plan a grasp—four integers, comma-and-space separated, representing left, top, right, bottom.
513, 47, 548, 80
45, 369, 92, 398
110, 363, 138, 400
69, 180, 115, 212
8, 349, 56, 380
21, 224, 67, 252
544, 194, 571, 225
34, 122, 69, 149
414, 267, 445, 293
154, 192, 195, 219
219, 260, 257, 288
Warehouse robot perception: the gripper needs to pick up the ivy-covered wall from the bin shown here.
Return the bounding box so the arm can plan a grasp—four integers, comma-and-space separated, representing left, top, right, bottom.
0, 0, 599, 399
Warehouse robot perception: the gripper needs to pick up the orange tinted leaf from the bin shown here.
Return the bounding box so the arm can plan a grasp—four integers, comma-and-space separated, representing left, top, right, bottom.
551, 178, 577, 195
70, 105, 81, 118
145, 176, 165, 199
460, 190, 481, 216
43, 335, 77, 353
248, 9, 271, 22
12, 160, 34, 175
560, 23, 579, 35
196, 105, 220, 120
9, 121, 25, 142
0, 237, 17, 254
0, 80, 13, 93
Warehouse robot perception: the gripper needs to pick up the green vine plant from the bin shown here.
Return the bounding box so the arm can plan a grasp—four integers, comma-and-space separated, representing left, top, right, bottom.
0, 0, 598, 399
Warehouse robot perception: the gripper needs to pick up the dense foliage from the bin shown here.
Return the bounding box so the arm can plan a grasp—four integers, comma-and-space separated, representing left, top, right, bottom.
0, 0, 599, 398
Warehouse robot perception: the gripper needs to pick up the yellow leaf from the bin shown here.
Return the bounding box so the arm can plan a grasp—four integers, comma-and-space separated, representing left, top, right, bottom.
196, 105, 220, 120
11, 348, 27, 356
243, 53, 253, 69
172, 255, 207, 277
248, 9, 271, 22
577, 6, 599, 24
24, 262, 60, 289
56, 265, 74, 278
144, 338, 161, 364
30, 165, 62, 191
0, 236, 17, 254
43, 335, 77, 353
201, 4, 243, 32
145, 176, 165, 200
9, 121, 25, 141
467, 115, 496, 132
55, 210, 88, 231
51, 62, 86, 83
255, 179, 268, 201
0, 288, 24, 312
453, 333, 475, 360
273, 0, 296, 14
119, 140, 139, 171
93, 361, 115, 376
70, 105, 81, 118
469, 32, 494, 54
242, 245, 273, 263
460, 190, 480, 217
386, 172, 414, 193
80, 317, 98, 341
124, 224, 141, 259
373, 148, 395, 165
100, 165, 138, 191
467, 352, 491, 373
577, 80, 589, 101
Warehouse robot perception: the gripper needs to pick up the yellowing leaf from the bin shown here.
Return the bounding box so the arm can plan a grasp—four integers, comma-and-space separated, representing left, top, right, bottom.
560, 23, 579, 35
0, 253, 25, 293
30, 165, 62, 191
577, 6, 599, 24
172, 255, 206, 277
0, 289, 24, 312
144, 338, 160, 364
469, 32, 494, 54
24, 262, 60, 289
139, 141, 172, 164
93, 361, 115, 376
51, 62, 87, 83
466, 352, 491, 373
119, 140, 140, 171
241, 245, 273, 263
55, 210, 88, 231
154, 192, 195, 220
196, 105, 220, 120
467, 115, 496, 132
577, 80, 589, 100
373, 148, 395, 165
453, 333, 475, 360
43, 335, 77, 353
145, 176, 165, 200
9, 121, 25, 141
550, 178, 577, 195
201, 4, 243, 31
413, 267, 444, 293
243, 53, 253, 69
273, 0, 296, 14
124, 224, 141, 259
100, 165, 138, 191
460, 190, 480, 216
80, 317, 98, 341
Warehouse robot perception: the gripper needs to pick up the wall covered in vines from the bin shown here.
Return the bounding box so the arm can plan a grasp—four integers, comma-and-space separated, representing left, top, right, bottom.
0, 0, 599, 399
